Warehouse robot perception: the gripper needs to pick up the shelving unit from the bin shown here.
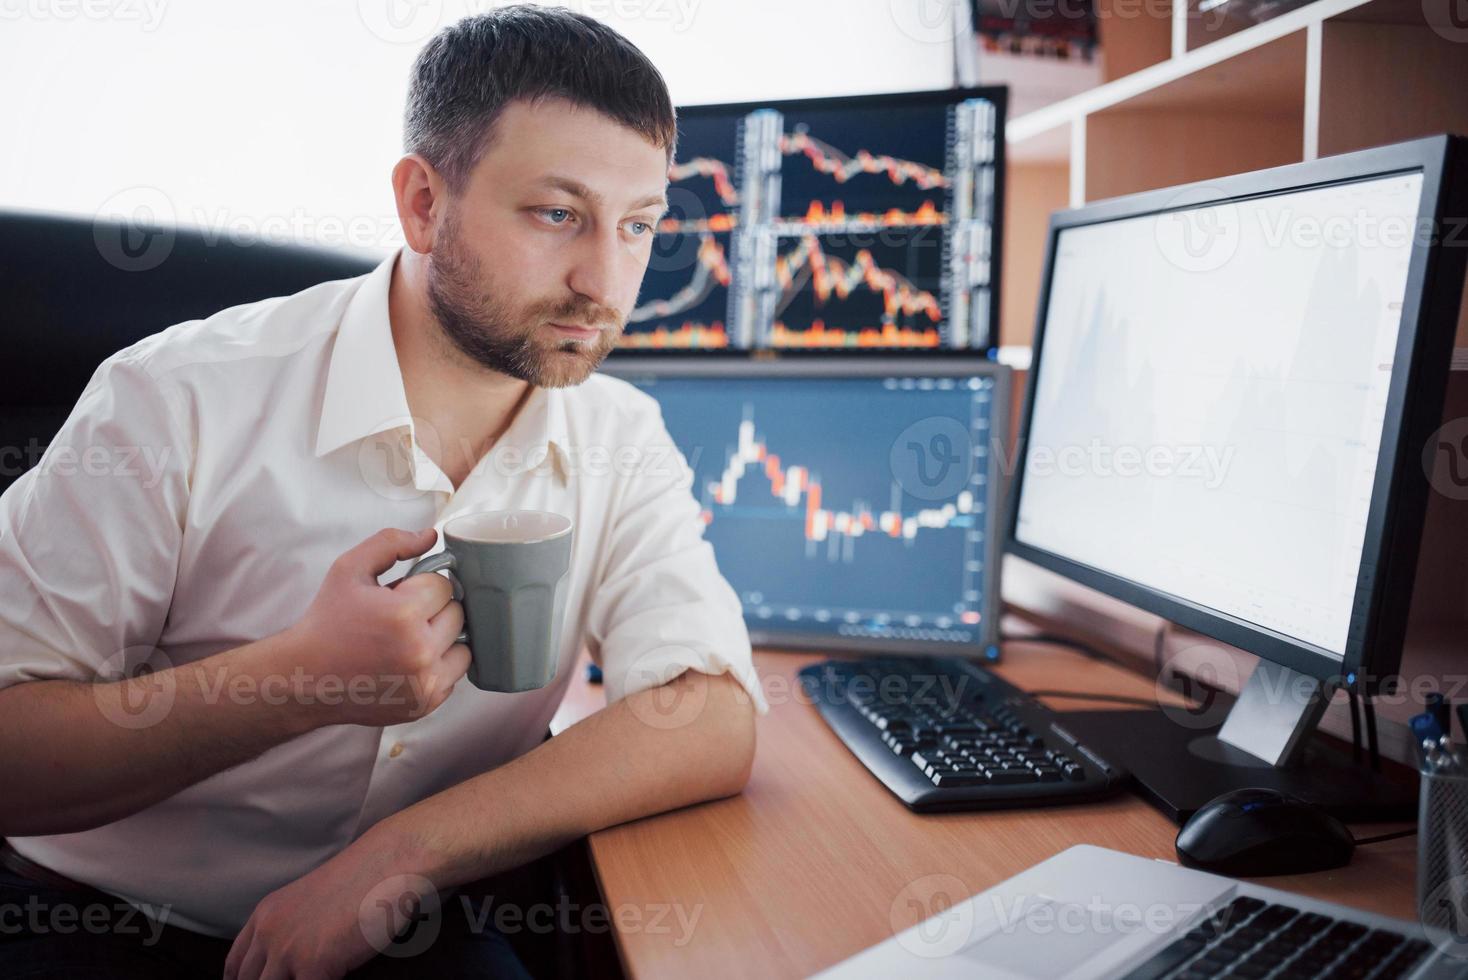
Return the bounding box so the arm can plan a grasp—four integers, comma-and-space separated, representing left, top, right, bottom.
973, 0, 1468, 766
996, 0, 1468, 347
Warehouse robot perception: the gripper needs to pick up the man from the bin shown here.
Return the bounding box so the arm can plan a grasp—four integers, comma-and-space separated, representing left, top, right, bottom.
0, 6, 767, 978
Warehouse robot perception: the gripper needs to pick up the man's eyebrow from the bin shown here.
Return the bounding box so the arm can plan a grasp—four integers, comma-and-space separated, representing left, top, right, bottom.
537, 175, 667, 213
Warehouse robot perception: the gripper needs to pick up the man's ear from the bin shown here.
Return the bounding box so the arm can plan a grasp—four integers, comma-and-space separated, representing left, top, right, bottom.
391, 153, 448, 255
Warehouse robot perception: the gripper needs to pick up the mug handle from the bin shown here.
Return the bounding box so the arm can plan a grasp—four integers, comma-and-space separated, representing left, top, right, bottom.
403, 551, 470, 645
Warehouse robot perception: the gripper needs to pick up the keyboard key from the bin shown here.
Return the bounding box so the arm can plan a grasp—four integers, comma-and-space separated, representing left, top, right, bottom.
932, 770, 988, 788
1228, 897, 1267, 916
987, 768, 1040, 784
1119, 937, 1204, 979
1251, 904, 1299, 931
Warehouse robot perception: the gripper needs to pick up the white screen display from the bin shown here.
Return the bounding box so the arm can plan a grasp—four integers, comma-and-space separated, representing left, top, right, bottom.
1015, 172, 1425, 658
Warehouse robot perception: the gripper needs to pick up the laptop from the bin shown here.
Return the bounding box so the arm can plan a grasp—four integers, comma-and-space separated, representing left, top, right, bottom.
812, 845, 1465, 979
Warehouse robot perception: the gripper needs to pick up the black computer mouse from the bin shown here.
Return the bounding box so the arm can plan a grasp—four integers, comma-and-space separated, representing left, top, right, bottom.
1175, 787, 1355, 877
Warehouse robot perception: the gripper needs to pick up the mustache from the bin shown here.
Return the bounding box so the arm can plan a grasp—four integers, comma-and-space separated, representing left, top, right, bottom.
533, 296, 624, 331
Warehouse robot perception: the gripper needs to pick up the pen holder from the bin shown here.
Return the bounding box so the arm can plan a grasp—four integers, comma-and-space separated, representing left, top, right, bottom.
1417, 765, 1468, 962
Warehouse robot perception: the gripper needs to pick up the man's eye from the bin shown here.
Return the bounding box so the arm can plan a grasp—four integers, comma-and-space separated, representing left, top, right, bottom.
627, 220, 653, 236
538, 208, 573, 224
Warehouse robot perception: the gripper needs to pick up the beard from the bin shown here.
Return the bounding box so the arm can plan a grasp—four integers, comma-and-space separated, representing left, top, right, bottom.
425, 209, 624, 389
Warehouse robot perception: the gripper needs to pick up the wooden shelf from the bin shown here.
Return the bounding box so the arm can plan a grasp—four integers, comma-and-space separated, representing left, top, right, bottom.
998, 0, 1468, 347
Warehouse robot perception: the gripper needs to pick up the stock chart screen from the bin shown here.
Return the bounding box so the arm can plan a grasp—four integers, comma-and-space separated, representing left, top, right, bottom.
623, 88, 1002, 353
619, 367, 1001, 649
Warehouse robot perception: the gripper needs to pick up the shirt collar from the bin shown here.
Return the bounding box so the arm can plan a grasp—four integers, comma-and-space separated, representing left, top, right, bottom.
313, 248, 571, 482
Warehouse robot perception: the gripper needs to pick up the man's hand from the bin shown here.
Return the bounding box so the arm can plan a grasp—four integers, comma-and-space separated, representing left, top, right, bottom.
286, 527, 472, 727
222, 827, 426, 980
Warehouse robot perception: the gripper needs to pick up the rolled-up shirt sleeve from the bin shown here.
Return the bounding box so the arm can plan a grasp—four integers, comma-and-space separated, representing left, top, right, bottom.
584, 399, 769, 716
0, 350, 192, 692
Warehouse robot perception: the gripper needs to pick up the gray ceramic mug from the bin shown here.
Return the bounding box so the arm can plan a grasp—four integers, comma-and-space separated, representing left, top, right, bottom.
403, 510, 573, 693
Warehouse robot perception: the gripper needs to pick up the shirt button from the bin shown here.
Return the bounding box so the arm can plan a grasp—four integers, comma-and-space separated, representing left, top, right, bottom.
388, 742, 405, 759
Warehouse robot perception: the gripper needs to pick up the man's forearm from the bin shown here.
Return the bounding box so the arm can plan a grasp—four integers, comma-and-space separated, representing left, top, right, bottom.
360, 668, 757, 890
0, 629, 323, 836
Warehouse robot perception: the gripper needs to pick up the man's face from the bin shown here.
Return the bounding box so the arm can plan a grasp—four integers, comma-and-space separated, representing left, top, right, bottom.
425, 97, 668, 388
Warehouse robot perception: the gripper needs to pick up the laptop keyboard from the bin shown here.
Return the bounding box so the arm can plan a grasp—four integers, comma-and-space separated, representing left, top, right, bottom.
1124, 895, 1433, 980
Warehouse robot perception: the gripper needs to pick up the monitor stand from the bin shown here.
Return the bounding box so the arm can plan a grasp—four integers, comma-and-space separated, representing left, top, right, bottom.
1056, 660, 1418, 824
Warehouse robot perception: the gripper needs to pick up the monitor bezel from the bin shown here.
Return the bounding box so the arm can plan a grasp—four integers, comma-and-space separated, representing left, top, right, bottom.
1005, 135, 1468, 691
602, 356, 1012, 659
611, 84, 1008, 359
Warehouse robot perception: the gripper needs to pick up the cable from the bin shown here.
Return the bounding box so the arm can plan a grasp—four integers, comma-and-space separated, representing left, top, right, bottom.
1364, 693, 1382, 773
1347, 687, 1362, 765
1024, 690, 1159, 708
1000, 632, 1127, 669
1353, 827, 1417, 846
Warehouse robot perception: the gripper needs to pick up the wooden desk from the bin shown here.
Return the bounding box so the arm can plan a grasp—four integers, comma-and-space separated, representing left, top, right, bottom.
552, 642, 1419, 979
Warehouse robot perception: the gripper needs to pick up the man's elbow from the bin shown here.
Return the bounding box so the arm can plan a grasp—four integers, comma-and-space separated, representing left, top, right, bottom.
699, 670, 757, 798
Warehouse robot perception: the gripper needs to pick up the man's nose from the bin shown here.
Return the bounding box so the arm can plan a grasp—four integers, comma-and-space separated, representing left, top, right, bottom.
566, 226, 624, 311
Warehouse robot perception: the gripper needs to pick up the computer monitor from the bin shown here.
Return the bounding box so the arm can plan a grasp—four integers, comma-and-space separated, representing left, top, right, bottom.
619, 86, 1005, 353
1007, 135, 1468, 820
602, 358, 1011, 657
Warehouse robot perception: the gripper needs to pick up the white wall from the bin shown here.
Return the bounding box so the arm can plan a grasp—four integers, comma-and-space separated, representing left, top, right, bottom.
0, 0, 958, 255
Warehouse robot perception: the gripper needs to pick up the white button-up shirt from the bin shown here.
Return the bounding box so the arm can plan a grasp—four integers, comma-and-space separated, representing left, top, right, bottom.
0, 248, 768, 937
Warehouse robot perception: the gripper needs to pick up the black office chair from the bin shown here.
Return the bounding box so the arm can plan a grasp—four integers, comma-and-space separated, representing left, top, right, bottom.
0, 210, 379, 495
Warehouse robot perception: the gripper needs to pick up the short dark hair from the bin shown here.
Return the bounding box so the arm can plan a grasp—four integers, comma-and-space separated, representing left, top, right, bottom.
403, 5, 677, 193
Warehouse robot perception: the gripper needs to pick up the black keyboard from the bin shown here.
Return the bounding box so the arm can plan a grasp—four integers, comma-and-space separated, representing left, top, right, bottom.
800, 654, 1127, 811
1123, 895, 1433, 980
